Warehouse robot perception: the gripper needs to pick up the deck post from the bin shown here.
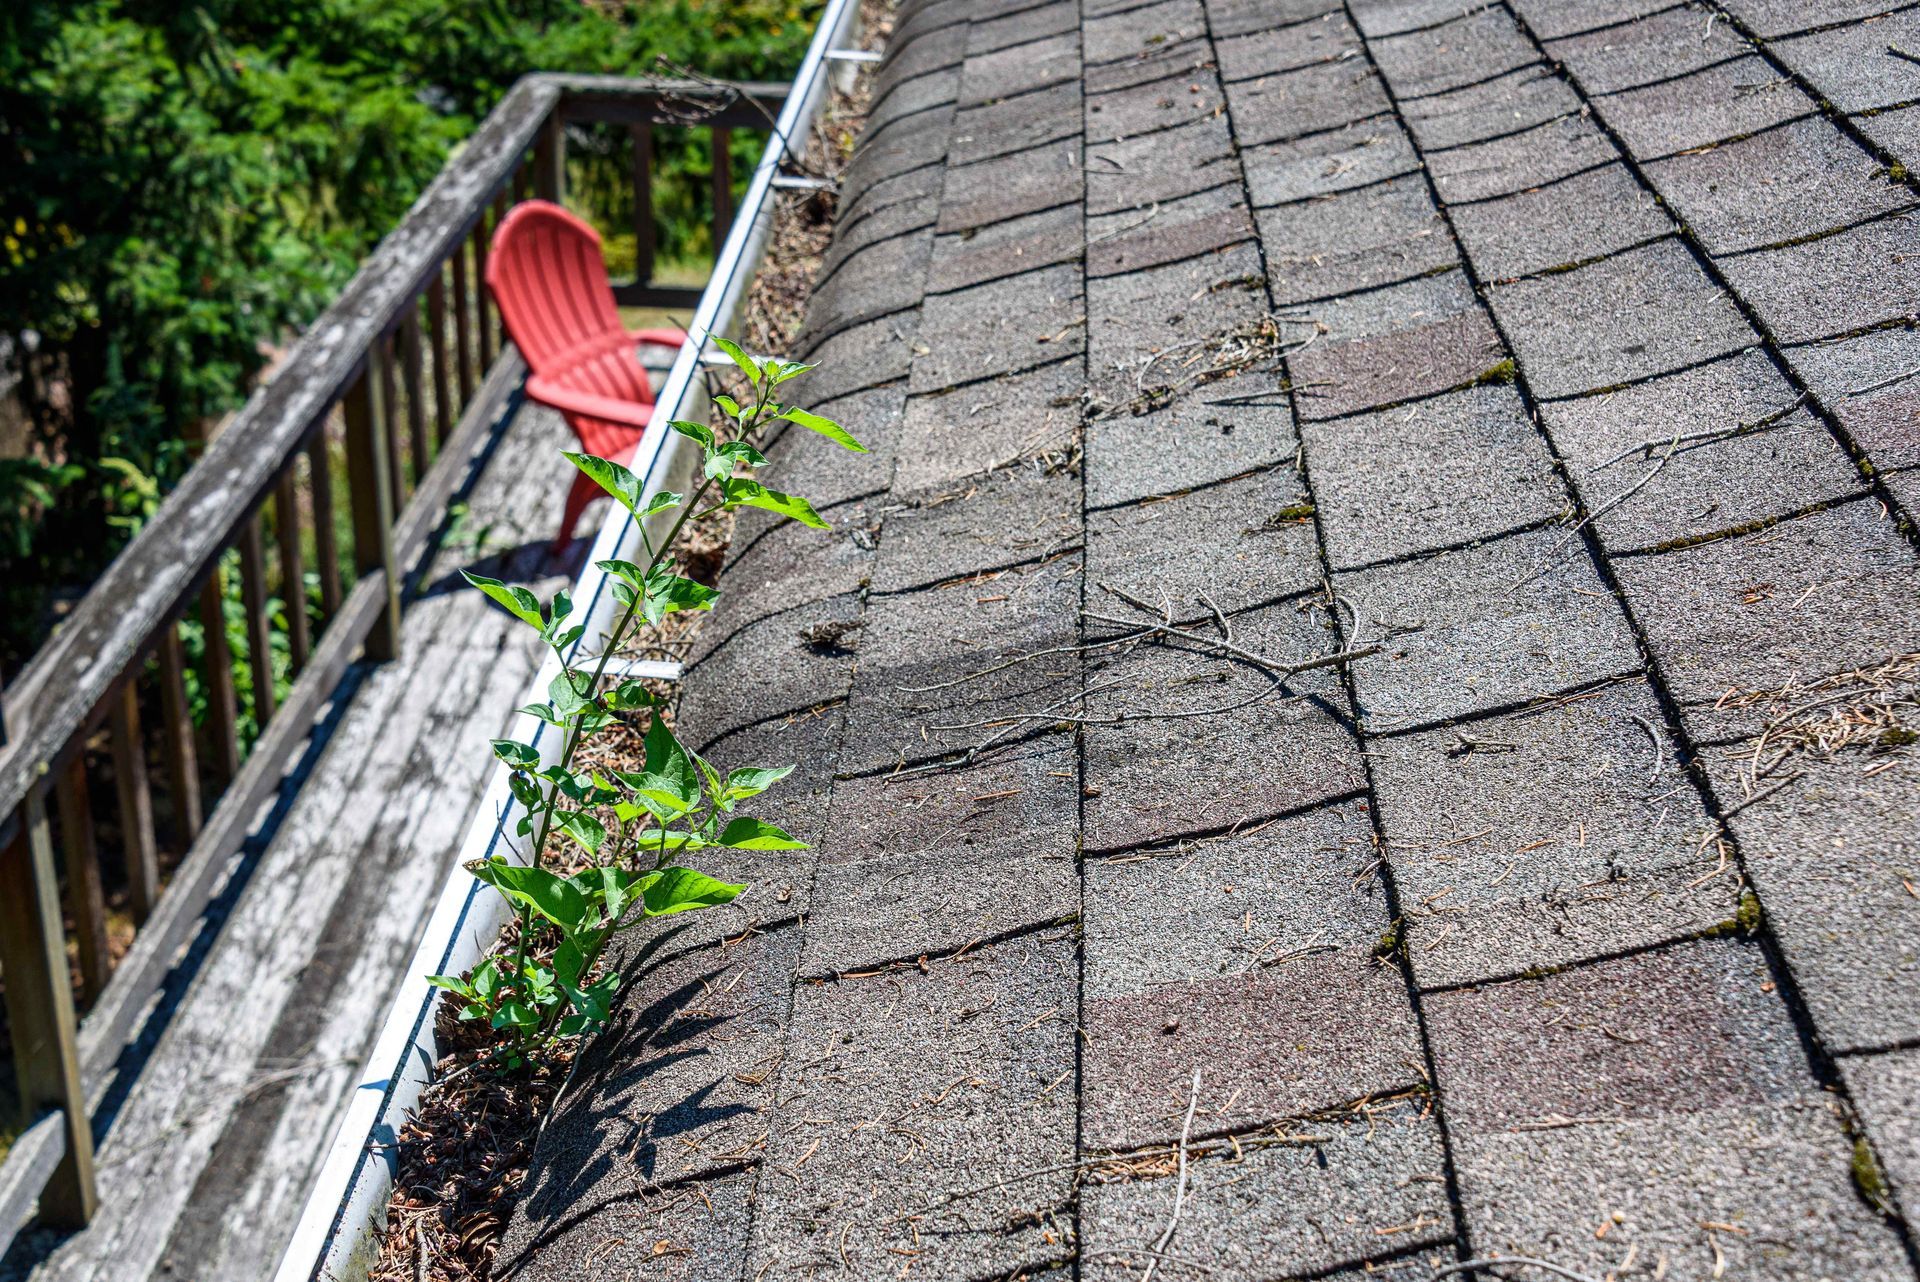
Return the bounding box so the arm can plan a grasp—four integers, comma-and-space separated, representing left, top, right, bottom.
342, 359, 402, 662
711, 126, 734, 253
534, 110, 565, 203
0, 789, 100, 1227
631, 123, 655, 288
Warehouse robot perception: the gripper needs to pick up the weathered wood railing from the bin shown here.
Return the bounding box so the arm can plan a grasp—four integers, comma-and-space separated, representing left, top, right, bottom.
0, 73, 784, 1242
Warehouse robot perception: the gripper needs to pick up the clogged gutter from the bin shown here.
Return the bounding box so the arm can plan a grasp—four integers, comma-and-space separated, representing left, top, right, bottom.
363, 14, 888, 1279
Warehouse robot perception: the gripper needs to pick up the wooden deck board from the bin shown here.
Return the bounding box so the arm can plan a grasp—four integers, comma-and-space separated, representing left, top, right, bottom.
0, 400, 583, 1282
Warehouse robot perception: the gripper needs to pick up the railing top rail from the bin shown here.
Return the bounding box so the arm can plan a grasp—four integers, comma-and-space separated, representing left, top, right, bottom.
0, 74, 783, 825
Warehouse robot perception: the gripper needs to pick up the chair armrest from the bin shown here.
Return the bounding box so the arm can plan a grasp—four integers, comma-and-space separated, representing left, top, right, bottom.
629, 327, 687, 350
525, 375, 656, 430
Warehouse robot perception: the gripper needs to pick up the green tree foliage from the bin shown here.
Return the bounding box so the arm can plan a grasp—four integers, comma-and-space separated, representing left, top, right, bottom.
0, 0, 812, 668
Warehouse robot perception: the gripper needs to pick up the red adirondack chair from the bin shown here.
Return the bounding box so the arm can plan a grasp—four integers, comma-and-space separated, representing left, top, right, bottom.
485, 200, 685, 550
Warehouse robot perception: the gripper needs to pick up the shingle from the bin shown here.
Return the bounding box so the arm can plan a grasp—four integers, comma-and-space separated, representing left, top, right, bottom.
748, 934, 1078, 1282
1079, 1101, 1451, 1278
1488, 239, 1756, 399
870, 463, 1082, 593
764, 380, 905, 511
893, 357, 1084, 497
1772, 10, 1920, 113
1541, 349, 1862, 553
1224, 61, 1395, 147
1086, 464, 1320, 613
1371, 681, 1734, 989
949, 79, 1083, 165
1510, 0, 1672, 40
1304, 383, 1566, 569
1839, 1049, 1920, 1223
1084, 66, 1227, 141
967, 0, 1079, 55
1350, 0, 1494, 39
818, 191, 937, 288
911, 263, 1085, 394
1448, 161, 1671, 280
1545, 5, 1753, 95
1426, 110, 1618, 203
678, 592, 862, 741
1288, 270, 1508, 420
1084, 34, 1215, 92
1643, 117, 1915, 255
803, 741, 1080, 976
1399, 63, 1582, 151
1082, 800, 1381, 998
1241, 115, 1424, 206
927, 201, 1084, 294
1088, 183, 1255, 277
1215, 11, 1362, 83
497, 1172, 756, 1282
1086, 370, 1299, 506
938, 136, 1083, 232
1084, 0, 1208, 65
1086, 241, 1268, 401
1786, 323, 1920, 472
1721, 0, 1904, 39
1082, 601, 1364, 851
1334, 527, 1644, 731
1086, 113, 1240, 215
1706, 752, 1920, 1054
1596, 55, 1819, 160
1369, 7, 1541, 100
1206, 0, 1342, 40
839, 555, 1083, 770
1613, 498, 1920, 741
1855, 101, 1920, 170
691, 497, 881, 654
1428, 940, 1910, 1282
1257, 176, 1459, 304
796, 312, 917, 399
803, 223, 933, 335
1718, 211, 1920, 345
1082, 951, 1424, 1150
958, 30, 1080, 106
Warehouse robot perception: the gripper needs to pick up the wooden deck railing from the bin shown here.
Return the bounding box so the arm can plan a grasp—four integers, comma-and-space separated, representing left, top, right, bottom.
0, 72, 785, 1240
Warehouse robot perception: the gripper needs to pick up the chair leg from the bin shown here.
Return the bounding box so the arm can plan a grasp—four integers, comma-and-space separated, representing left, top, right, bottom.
553, 471, 601, 553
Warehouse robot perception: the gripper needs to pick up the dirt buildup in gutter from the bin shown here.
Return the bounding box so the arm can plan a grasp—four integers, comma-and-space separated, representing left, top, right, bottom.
361, 10, 888, 1279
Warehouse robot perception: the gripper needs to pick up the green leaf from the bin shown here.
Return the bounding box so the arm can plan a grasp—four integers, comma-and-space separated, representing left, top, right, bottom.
643, 489, 683, 518
719, 477, 827, 529
713, 393, 742, 419
644, 717, 701, 804
491, 1000, 540, 1032
643, 866, 744, 917
492, 739, 540, 769
556, 810, 607, 857
670, 418, 715, 449
565, 452, 645, 515
777, 406, 866, 452
470, 858, 591, 933
722, 764, 795, 805
768, 360, 815, 385
425, 973, 472, 998
549, 670, 593, 718
708, 333, 761, 386
463, 571, 544, 630
646, 571, 718, 616
717, 816, 809, 850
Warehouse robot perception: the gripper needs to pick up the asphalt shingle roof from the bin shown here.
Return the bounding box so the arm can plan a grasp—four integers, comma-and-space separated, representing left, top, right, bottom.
496, 1, 1920, 1278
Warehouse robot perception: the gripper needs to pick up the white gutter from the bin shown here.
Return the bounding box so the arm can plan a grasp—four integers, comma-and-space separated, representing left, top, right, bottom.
272, 0, 862, 1273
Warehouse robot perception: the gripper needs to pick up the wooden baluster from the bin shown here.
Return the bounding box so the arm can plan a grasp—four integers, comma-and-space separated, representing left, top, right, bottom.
343, 358, 402, 662
156, 624, 202, 845
198, 568, 241, 789
401, 306, 429, 480
631, 123, 656, 289
711, 127, 734, 252
472, 220, 495, 371
490, 193, 509, 354
376, 335, 404, 511
513, 162, 532, 206
308, 430, 343, 624
275, 468, 310, 673
110, 682, 160, 923
237, 513, 277, 727
0, 791, 99, 1227
54, 756, 109, 1007
535, 111, 565, 203
451, 244, 476, 403
426, 277, 453, 446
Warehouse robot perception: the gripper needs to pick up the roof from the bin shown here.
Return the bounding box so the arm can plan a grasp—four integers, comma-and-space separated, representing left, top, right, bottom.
494, 1, 1920, 1278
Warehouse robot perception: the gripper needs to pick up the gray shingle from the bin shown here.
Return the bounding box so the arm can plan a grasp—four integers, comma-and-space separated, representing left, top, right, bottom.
1304, 383, 1565, 568
1241, 115, 1423, 206
1545, 5, 1753, 95
938, 136, 1084, 232
911, 263, 1085, 394
1215, 11, 1362, 84
1089, 183, 1255, 277
1084, 66, 1227, 141
1840, 1048, 1920, 1224
1510, 0, 1675, 40
1786, 323, 1920, 472
1772, 10, 1920, 113
927, 201, 1084, 294
1257, 175, 1458, 304
1719, 211, 1920, 345
1488, 239, 1756, 399
1400, 63, 1582, 151
1288, 270, 1508, 420
1335, 526, 1643, 731
1086, 371, 1299, 506
1426, 110, 1618, 203
893, 357, 1084, 497
1448, 161, 1671, 280
1224, 60, 1395, 147
1369, 7, 1540, 100
1595, 55, 1819, 160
